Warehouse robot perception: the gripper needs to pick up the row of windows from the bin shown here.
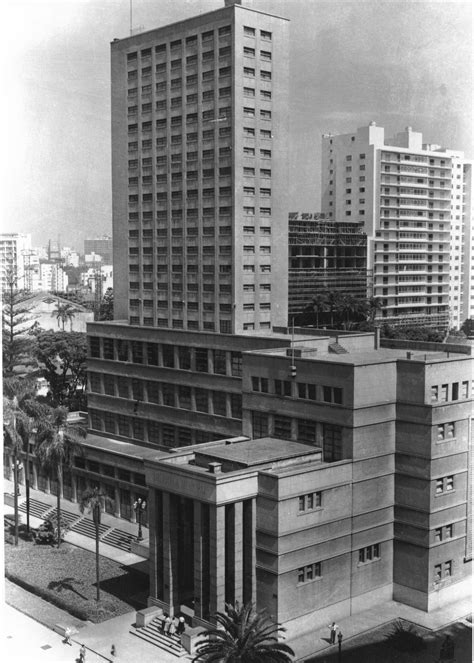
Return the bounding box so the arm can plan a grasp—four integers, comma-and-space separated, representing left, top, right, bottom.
89, 374, 242, 419
128, 317, 237, 333
251, 411, 343, 462
126, 27, 233, 62
434, 560, 453, 581
130, 46, 271, 72
436, 422, 456, 441
435, 475, 455, 494
431, 380, 472, 403
297, 542, 381, 585
89, 409, 217, 448
89, 338, 242, 375
251, 377, 343, 404
128, 227, 271, 239
129, 263, 272, 275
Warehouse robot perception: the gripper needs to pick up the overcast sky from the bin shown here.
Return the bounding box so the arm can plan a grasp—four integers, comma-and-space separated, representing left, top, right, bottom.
3, 0, 472, 251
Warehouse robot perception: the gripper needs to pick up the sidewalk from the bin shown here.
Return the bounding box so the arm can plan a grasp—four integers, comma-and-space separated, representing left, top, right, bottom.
292, 595, 472, 661
3, 479, 472, 663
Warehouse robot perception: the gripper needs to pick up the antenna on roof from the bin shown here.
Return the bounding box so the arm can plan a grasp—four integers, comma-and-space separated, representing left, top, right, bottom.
130, 0, 133, 36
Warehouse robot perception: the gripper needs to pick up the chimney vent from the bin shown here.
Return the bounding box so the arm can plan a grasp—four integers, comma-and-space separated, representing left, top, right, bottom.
209, 462, 222, 474
406, 351, 412, 360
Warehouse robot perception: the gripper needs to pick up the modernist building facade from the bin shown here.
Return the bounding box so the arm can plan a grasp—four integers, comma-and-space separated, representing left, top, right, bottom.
321, 124, 473, 329
288, 211, 370, 319
111, 0, 289, 334
141, 332, 472, 640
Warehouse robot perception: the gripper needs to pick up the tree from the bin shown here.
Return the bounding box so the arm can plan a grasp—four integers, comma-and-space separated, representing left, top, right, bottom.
35, 407, 86, 548
34, 330, 87, 410
309, 293, 329, 328
3, 376, 47, 535
193, 602, 295, 663
2, 268, 38, 377
52, 299, 78, 331
98, 287, 114, 321
79, 487, 113, 602
367, 296, 383, 324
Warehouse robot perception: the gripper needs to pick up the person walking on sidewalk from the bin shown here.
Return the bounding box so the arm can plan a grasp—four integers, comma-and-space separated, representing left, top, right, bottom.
79, 643, 86, 662
169, 616, 177, 636
328, 622, 338, 644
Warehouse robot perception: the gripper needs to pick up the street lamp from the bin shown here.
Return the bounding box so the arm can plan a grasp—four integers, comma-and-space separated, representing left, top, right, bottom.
133, 497, 146, 541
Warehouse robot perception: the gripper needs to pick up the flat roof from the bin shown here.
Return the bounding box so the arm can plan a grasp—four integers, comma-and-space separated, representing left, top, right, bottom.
196, 437, 320, 467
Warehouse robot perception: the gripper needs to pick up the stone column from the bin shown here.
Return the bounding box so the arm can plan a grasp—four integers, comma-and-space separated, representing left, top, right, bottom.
31, 461, 38, 491
193, 501, 203, 618
209, 504, 226, 616
243, 498, 256, 605
162, 491, 179, 613
70, 472, 77, 502
233, 501, 244, 605
114, 486, 120, 518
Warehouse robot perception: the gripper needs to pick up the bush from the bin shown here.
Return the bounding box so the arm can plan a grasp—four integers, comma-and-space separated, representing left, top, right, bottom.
385, 619, 426, 652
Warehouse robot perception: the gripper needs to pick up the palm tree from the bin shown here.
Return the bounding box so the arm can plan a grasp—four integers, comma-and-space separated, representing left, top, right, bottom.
367, 296, 383, 324
310, 293, 329, 328
35, 407, 86, 548
3, 377, 45, 541
52, 300, 77, 331
193, 602, 294, 663
79, 487, 113, 603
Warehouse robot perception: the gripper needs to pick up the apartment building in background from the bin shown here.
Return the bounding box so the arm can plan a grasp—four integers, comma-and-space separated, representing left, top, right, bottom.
288, 211, 370, 319
111, 0, 289, 334
84, 235, 113, 265
0, 233, 33, 291
321, 124, 473, 330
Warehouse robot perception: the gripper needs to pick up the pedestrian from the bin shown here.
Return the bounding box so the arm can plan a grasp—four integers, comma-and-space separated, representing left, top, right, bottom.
111, 644, 116, 657
164, 613, 171, 635
64, 627, 72, 645
177, 615, 186, 635
328, 622, 338, 645
169, 616, 177, 636
79, 644, 86, 662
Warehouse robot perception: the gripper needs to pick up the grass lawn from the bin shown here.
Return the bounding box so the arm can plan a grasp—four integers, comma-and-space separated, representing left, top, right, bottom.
5, 522, 149, 623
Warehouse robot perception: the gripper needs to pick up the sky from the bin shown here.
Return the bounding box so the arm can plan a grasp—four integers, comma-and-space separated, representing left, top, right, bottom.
3, 0, 472, 251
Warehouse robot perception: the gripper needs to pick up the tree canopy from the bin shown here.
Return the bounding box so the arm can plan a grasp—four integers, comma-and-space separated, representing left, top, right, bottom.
34, 330, 87, 410
2, 268, 38, 377
193, 602, 294, 663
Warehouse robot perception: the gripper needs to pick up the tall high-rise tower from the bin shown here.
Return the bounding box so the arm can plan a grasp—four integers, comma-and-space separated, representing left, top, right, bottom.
111, 1, 289, 334
321, 124, 473, 329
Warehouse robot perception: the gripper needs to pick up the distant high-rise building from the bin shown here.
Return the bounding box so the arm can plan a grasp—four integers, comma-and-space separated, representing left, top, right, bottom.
0, 233, 32, 291
84, 236, 113, 265
111, 0, 289, 333
321, 124, 473, 329
288, 212, 370, 320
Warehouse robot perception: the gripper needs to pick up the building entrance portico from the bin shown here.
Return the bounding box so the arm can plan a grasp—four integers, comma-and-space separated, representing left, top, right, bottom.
146, 444, 260, 624
150, 487, 256, 621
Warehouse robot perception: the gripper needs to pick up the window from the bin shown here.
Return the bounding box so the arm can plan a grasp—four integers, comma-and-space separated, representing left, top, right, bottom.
461, 381, 469, 398
244, 46, 255, 57
323, 424, 342, 462
358, 544, 380, 564
213, 349, 227, 375
435, 475, 454, 494
434, 561, 453, 581
213, 391, 227, 416
231, 352, 242, 377
297, 562, 321, 584
260, 30, 272, 40
195, 348, 208, 373
298, 491, 322, 512
243, 67, 255, 77
437, 422, 455, 441
435, 524, 454, 542
244, 26, 255, 36
273, 414, 291, 440
251, 376, 269, 393
322, 386, 343, 404
274, 380, 291, 396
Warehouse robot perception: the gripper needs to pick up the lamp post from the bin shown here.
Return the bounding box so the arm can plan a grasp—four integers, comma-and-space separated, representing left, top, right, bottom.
133, 497, 146, 541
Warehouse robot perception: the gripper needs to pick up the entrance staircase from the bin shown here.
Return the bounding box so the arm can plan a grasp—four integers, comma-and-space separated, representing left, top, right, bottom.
130, 617, 187, 657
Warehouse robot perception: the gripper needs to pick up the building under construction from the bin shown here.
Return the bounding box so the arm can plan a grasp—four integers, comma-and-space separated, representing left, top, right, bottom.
288, 213, 371, 319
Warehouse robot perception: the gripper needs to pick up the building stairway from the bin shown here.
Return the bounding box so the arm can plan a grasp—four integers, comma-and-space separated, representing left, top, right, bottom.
17, 497, 52, 519
101, 528, 135, 552
328, 341, 348, 354
130, 618, 187, 657
46, 506, 82, 528
69, 516, 110, 539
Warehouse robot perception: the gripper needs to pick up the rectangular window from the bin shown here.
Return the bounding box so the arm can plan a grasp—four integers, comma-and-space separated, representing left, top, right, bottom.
274, 379, 291, 397
358, 544, 381, 564
298, 491, 322, 512
252, 411, 268, 438
273, 414, 292, 440
297, 562, 321, 583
